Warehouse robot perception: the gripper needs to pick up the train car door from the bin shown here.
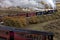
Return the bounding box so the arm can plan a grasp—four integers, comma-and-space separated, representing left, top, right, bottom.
9, 31, 14, 40
48, 35, 53, 40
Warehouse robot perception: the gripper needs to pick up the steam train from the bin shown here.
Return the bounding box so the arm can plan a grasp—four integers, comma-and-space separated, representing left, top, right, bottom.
7, 9, 57, 17
0, 25, 54, 40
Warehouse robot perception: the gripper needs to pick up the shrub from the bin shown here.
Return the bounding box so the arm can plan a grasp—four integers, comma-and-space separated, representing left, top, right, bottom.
29, 16, 39, 24
3, 16, 28, 28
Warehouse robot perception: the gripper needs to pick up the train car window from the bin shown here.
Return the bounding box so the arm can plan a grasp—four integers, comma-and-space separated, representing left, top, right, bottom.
33, 35, 39, 40
26, 13, 28, 17
0, 30, 1, 33
5, 32, 8, 35
25, 34, 34, 40
0, 30, 4, 33
0, 37, 7, 40
0, 30, 8, 35
38, 35, 42, 40
42, 35, 46, 40
29, 35, 33, 38
36, 12, 42, 15
25, 34, 30, 38
18, 33, 25, 38
46, 36, 49, 40
34, 35, 42, 40
19, 34, 25, 36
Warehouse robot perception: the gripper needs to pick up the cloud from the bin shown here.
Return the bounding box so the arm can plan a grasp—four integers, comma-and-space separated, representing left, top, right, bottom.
0, 0, 56, 9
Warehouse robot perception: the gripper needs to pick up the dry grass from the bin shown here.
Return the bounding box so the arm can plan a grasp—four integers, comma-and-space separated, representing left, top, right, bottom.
2, 11, 60, 27
23, 12, 60, 40
3, 16, 28, 27
43, 19, 60, 40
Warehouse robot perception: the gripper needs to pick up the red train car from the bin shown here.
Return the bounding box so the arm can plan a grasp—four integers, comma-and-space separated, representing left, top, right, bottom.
17, 12, 36, 17
0, 30, 31, 40
17, 12, 27, 17
27, 12, 36, 17
7, 12, 36, 17
0, 25, 54, 40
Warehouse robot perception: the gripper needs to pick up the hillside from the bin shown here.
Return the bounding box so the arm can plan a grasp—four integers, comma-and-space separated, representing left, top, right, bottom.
0, 9, 60, 40
23, 13, 60, 40
24, 19, 60, 40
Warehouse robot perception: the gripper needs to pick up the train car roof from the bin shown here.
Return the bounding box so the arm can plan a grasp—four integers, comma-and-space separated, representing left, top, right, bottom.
0, 25, 14, 31
15, 28, 54, 35
0, 25, 54, 35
